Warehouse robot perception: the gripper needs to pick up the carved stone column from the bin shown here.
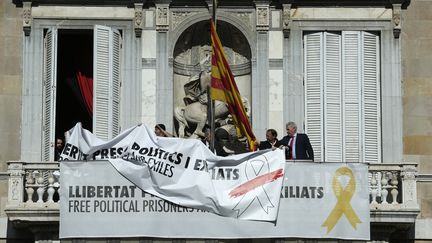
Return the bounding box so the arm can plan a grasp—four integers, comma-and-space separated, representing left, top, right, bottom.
23, 1, 32, 36
7, 161, 25, 206
401, 164, 419, 209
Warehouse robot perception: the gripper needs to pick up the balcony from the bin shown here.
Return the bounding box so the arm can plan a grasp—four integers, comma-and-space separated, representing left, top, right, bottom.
5, 161, 420, 240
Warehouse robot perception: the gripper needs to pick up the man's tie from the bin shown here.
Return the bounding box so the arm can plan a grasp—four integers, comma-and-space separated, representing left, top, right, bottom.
288, 136, 295, 159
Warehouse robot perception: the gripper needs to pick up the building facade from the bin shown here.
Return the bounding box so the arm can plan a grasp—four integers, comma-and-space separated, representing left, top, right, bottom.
0, 0, 430, 242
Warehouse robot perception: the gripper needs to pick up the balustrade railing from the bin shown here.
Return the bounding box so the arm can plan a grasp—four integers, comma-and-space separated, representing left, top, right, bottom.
5, 161, 419, 221
368, 163, 418, 211
7, 161, 60, 210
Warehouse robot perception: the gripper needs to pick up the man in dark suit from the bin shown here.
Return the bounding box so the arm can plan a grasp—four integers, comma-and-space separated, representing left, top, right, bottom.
278, 121, 314, 161
258, 129, 278, 150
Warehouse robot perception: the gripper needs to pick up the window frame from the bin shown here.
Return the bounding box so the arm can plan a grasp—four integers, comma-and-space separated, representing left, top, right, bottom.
284, 20, 403, 163
21, 19, 140, 161
303, 30, 381, 163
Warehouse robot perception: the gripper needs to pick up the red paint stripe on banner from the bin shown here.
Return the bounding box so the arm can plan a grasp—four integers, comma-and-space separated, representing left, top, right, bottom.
229, 169, 284, 198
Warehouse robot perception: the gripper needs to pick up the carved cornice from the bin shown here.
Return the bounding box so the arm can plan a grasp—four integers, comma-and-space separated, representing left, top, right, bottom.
12, 0, 411, 8
13, 0, 146, 7
278, 0, 410, 8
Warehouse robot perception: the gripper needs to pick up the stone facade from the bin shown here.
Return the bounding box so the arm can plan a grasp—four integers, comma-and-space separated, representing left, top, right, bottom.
0, 0, 22, 239
0, 0, 431, 241
402, 0, 432, 239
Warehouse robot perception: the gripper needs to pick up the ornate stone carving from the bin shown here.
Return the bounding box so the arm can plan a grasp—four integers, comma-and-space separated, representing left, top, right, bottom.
282, 4, 291, 38
392, 4, 402, 39
23, 1, 32, 36
401, 165, 417, 180
234, 12, 253, 31
256, 5, 269, 31
156, 5, 169, 32
11, 179, 20, 200
8, 162, 24, 204
134, 3, 144, 38
401, 164, 419, 209
171, 11, 194, 31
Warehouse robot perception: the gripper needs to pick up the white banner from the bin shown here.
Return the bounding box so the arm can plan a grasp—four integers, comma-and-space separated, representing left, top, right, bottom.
60, 123, 286, 222
60, 161, 370, 240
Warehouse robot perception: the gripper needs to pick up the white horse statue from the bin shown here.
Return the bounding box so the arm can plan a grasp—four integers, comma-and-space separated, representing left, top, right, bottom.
174, 71, 250, 139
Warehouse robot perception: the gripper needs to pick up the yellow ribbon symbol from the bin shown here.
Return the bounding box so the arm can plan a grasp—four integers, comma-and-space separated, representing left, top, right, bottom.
322, 167, 362, 233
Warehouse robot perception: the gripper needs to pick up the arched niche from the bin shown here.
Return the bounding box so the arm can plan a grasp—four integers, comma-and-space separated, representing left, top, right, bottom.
172, 19, 252, 142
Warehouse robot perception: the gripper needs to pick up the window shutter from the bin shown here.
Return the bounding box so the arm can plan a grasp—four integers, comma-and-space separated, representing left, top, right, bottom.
323, 32, 342, 162
42, 28, 58, 161
93, 25, 121, 140
342, 31, 361, 162
305, 31, 380, 163
362, 32, 381, 163
304, 32, 324, 162
112, 30, 121, 137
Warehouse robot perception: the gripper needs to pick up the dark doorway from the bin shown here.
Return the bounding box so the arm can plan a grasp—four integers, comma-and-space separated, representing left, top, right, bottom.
55, 29, 93, 140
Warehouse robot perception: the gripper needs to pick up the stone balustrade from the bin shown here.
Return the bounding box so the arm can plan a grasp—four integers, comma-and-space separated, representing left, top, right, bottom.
5, 161, 60, 224
5, 161, 420, 224
368, 163, 419, 211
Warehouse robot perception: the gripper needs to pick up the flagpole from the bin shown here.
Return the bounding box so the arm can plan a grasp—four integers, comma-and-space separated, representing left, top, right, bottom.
208, 0, 217, 153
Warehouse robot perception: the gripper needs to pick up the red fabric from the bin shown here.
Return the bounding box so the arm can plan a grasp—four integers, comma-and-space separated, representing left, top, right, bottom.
76, 72, 93, 116
289, 136, 295, 159
210, 20, 257, 151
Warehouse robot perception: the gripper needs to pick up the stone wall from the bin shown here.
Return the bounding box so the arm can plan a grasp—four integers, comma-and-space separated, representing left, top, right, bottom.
0, 1, 22, 169
402, 0, 432, 239
0, 0, 23, 239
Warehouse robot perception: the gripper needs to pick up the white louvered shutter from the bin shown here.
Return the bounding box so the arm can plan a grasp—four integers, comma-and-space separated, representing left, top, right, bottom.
42, 28, 58, 161
111, 30, 121, 137
342, 31, 361, 162
93, 25, 121, 140
362, 32, 381, 163
304, 32, 324, 162
323, 32, 342, 162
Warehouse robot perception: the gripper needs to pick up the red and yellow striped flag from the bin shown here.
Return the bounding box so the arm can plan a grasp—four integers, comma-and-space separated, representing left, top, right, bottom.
210, 20, 257, 151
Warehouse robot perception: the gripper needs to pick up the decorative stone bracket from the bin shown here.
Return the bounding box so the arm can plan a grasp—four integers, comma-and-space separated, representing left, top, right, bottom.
282, 4, 291, 38
156, 4, 169, 32
255, 4, 269, 32
134, 3, 144, 38
23, 1, 32, 36
392, 3, 402, 39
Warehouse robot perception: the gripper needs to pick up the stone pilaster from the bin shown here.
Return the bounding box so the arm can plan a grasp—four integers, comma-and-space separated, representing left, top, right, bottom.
155, 1, 173, 131
253, 1, 270, 135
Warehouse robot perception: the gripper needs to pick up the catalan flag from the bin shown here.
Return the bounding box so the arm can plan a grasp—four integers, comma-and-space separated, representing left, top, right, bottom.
210, 20, 257, 151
